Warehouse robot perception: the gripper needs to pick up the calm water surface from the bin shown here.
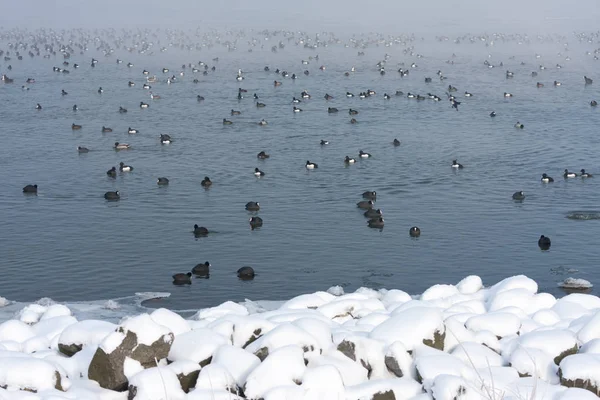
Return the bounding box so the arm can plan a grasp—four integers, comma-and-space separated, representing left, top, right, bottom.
1, 31, 599, 311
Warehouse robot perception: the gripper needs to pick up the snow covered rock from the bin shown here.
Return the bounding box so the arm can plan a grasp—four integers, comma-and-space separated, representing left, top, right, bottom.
167, 327, 228, 365
88, 314, 174, 391
212, 344, 261, 388
166, 360, 200, 393
384, 341, 414, 379
244, 345, 306, 399
128, 366, 185, 400
370, 307, 445, 350
58, 320, 116, 356
345, 377, 422, 400
0, 356, 64, 392
559, 353, 600, 396
245, 323, 320, 361
465, 312, 521, 338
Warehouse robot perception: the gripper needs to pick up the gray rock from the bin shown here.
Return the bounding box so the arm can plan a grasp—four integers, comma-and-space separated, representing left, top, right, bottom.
423, 329, 445, 351
177, 369, 200, 393
88, 328, 174, 391
337, 340, 356, 361
372, 390, 396, 400
384, 356, 403, 378
58, 343, 82, 357
254, 347, 269, 361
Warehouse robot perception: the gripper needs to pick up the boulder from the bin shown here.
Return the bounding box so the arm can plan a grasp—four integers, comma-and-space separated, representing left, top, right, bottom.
559, 354, 600, 396
88, 314, 174, 391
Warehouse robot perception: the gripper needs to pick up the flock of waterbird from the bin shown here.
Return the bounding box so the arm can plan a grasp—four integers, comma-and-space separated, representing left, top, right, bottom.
4, 28, 600, 285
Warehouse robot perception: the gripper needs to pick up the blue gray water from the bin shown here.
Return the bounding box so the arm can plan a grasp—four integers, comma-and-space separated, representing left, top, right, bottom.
1, 31, 599, 310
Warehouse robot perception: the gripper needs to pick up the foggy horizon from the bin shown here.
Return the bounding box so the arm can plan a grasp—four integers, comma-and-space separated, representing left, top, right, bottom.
2, 0, 600, 35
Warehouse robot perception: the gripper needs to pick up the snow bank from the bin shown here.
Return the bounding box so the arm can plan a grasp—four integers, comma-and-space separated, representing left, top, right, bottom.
1, 274, 600, 398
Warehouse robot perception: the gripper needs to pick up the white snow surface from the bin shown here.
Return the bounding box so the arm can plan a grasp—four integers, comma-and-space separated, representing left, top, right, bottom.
2, 275, 600, 399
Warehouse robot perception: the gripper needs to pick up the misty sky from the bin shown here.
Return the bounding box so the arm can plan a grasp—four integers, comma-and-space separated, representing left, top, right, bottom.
1, 0, 599, 34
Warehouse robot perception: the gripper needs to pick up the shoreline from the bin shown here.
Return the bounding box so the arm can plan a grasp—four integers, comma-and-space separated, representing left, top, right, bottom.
0, 275, 599, 399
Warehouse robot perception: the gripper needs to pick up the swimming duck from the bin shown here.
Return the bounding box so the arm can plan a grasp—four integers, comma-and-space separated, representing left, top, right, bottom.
538, 235, 551, 250
35, 103, 42, 110
77, 146, 89, 153
119, 107, 128, 113
349, 109, 359, 115
305, 160, 318, 169
140, 102, 149, 109
98, 87, 103, 94
512, 191, 525, 200
383, 93, 391, 100
192, 262, 210, 277
364, 209, 383, 219
143, 69, 149, 75
160, 134, 172, 144
359, 150, 371, 158
324, 94, 333, 100
254, 167, 265, 177
564, 169, 577, 178
107, 167, 117, 177
536, 82, 544, 88
193, 224, 209, 236
273, 80, 282, 86
237, 266, 255, 280
72, 123, 82, 130
197, 95, 205, 102
320, 140, 329, 145
451, 160, 464, 169
346, 92, 354, 98
328, 107, 339, 113
22, 184, 38, 193
61, 89, 68, 96
257, 151, 270, 159
293, 106, 303, 113
490, 111, 496, 117
357, 200, 374, 209
362, 192, 377, 201
72, 105, 78, 111
119, 162, 133, 172
231, 109, 241, 115
143, 83, 151, 89
172, 272, 192, 285
256, 102, 266, 108
514, 122, 524, 129
581, 169, 593, 178
249, 216, 263, 229
464, 91, 473, 97
504, 92, 513, 97
541, 173, 554, 183
350, 118, 358, 124
344, 156, 356, 164
104, 191, 120, 201
554, 81, 561, 86
150, 92, 161, 100
292, 97, 301, 103
102, 126, 113, 133
114, 142, 130, 150
128, 127, 138, 134
393, 139, 401, 146
201, 176, 212, 187
368, 217, 385, 229
409, 226, 421, 237
128, 81, 135, 87
258, 119, 268, 126
223, 119, 233, 125
584, 76, 593, 85
157, 177, 169, 185
245, 201, 260, 211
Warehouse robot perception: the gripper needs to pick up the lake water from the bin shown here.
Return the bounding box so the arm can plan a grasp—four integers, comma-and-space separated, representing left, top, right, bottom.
1, 30, 599, 312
